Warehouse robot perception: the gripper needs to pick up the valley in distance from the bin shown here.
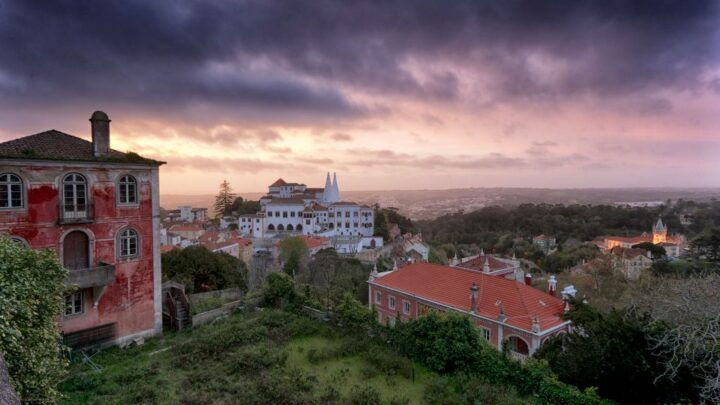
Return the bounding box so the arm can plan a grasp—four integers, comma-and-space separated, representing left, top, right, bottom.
161, 186, 720, 220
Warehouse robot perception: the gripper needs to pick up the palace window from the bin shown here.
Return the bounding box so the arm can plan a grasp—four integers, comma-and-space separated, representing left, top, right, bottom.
65, 292, 83, 316
290, 211, 295, 217
283, 211, 288, 218
388, 296, 396, 310
354, 212, 358, 217
345, 212, 350, 218
353, 222, 358, 228
117, 175, 137, 204
403, 300, 411, 315
118, 228, 139, 258
375, 291, 382, 304
0, 173, 23, 208
481, 328, 491, 341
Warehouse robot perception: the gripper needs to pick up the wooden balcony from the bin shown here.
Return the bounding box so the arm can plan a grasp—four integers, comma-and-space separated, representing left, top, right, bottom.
65, 263, 115, 289
58, 203, 94, 224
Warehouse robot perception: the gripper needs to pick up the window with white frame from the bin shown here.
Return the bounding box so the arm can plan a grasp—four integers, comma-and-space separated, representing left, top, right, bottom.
388, 295, 396, 310
118, 228, 139, 258
403, 300, 411, 315
375, 291, 382, 304
118, 175, 137, 204
65, 291, 83, 316
0, 173, 23, 208
481, 328, 491, 341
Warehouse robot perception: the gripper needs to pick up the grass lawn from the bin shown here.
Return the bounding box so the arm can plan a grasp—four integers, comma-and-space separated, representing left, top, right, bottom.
286, 336, 435, 403
59, 309, 437, 404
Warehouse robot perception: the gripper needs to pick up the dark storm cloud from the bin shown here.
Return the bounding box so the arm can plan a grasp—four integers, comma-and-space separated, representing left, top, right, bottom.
0, 0, 718, 118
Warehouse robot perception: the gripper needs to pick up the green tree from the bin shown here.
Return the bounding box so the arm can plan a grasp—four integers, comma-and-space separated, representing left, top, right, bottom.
374, 207, 390, 241
0, 236, 68, 402
631, 242, 666, 258
278, 236, 309, 277
161, 245, 246, 293
536, 300, 699, 404
214, 180, 236, 218
228, 197, 261, 216
262, 272, 296, 307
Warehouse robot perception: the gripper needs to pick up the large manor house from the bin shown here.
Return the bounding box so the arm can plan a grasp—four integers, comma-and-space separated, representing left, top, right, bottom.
595, 217, 686, 258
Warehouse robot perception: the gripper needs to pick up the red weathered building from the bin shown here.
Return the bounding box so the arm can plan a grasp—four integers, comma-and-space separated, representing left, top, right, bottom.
368, 262, 570, 360
0, 111, 164, 348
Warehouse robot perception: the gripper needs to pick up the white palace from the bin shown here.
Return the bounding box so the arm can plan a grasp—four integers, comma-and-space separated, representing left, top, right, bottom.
224, 173, 382, 253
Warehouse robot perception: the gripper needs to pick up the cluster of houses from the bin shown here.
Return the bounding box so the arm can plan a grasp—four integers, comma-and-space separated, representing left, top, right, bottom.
4, 111, 682, 360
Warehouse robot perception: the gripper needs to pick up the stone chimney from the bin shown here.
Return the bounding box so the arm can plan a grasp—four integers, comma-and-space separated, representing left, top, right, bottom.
469, 282, 479, 313
483, 257, 490, 273
548, 275, 557, 296
497, 302, 506, 323
90, 111, 111, 157
532, 315, 540, 333
524, 272, 533, 286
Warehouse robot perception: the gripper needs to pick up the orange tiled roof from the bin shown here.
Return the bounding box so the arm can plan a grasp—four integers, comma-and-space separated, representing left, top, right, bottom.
269, 178, 287, 187
169, 224, 204, 232
299, 235, 331, 249
372, 262, 566, 333
160, 245, 177, 253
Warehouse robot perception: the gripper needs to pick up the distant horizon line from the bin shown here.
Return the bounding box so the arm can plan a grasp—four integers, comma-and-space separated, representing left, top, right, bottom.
161, 185, 720, 196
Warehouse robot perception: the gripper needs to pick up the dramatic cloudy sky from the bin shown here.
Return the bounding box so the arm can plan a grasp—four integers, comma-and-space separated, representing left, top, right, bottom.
1, 1, 719, 193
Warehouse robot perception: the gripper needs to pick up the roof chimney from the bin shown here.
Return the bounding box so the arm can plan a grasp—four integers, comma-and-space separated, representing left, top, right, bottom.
483, 257, 490, 273
524, 273, 533, 286
532, 315, 540, 333
469, 282, 479, 313
548, 275, 557, 296
90, 111, 110, 157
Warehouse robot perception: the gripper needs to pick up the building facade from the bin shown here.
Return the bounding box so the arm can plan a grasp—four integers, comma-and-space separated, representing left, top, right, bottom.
597, 217, 685, 258
368, 262, 570, 359
0, 111, 164, 348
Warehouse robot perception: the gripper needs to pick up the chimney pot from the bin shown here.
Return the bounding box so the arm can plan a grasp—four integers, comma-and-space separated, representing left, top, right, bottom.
90, 110, 111, 157
469, 282, 479, 313
524, 273, 533, 286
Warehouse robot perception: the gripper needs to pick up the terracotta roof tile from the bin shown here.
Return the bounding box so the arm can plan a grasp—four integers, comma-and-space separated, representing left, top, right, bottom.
0, 130, 162, 164
372, 262, 565, 333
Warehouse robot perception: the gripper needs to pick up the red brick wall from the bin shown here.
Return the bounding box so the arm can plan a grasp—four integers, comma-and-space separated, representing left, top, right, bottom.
0, 163, 157, 340
369, 283, 567, 352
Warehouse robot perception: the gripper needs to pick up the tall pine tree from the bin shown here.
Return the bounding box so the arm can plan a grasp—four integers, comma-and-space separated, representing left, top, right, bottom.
213, 180, 236, 217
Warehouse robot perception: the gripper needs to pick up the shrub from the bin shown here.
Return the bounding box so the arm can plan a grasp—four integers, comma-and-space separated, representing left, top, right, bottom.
227, 344, 288, 375
0, 236, 68, 402
348, 384, 381, 405
261, 272, 296, 308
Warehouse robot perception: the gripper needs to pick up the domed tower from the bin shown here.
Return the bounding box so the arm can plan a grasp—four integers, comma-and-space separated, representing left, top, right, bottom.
653, 217, 667, 244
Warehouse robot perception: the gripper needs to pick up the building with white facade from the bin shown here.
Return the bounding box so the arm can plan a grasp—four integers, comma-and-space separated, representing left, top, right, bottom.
234, 173, 381, 253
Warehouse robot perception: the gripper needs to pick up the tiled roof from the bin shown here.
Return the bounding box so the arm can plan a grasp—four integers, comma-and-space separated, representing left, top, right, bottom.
457, 255, 516, 273
299, 235, 331, 249
265, 198, 305, 205
269, 178, 287, 187
605, 234, 652, 244
160, 245, 178, 253
372, 262, 565, 333
169, 224, 204, 232
610, 246, 649, 259
0, 130, 162, 165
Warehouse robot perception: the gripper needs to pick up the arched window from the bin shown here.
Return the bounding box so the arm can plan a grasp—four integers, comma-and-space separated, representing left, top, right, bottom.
118, 228, 139, 258
329, 223, 334, 229
277, 224, 284, 231
9, 236, 28, 247
62, 173, 88, 218
0, 173, 23, 208
287, 224, 294, 231
268, 224, 275, 231
118, 175, 137, 204
296, 224, 303, 231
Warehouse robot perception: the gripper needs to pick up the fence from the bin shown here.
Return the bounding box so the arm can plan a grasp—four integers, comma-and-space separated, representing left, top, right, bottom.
187, 287, 244, 305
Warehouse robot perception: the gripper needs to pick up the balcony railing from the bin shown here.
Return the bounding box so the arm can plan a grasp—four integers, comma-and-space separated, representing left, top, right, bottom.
509, 351, 528, 362
65, 263, 116, 289
58, 203, 94, 224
